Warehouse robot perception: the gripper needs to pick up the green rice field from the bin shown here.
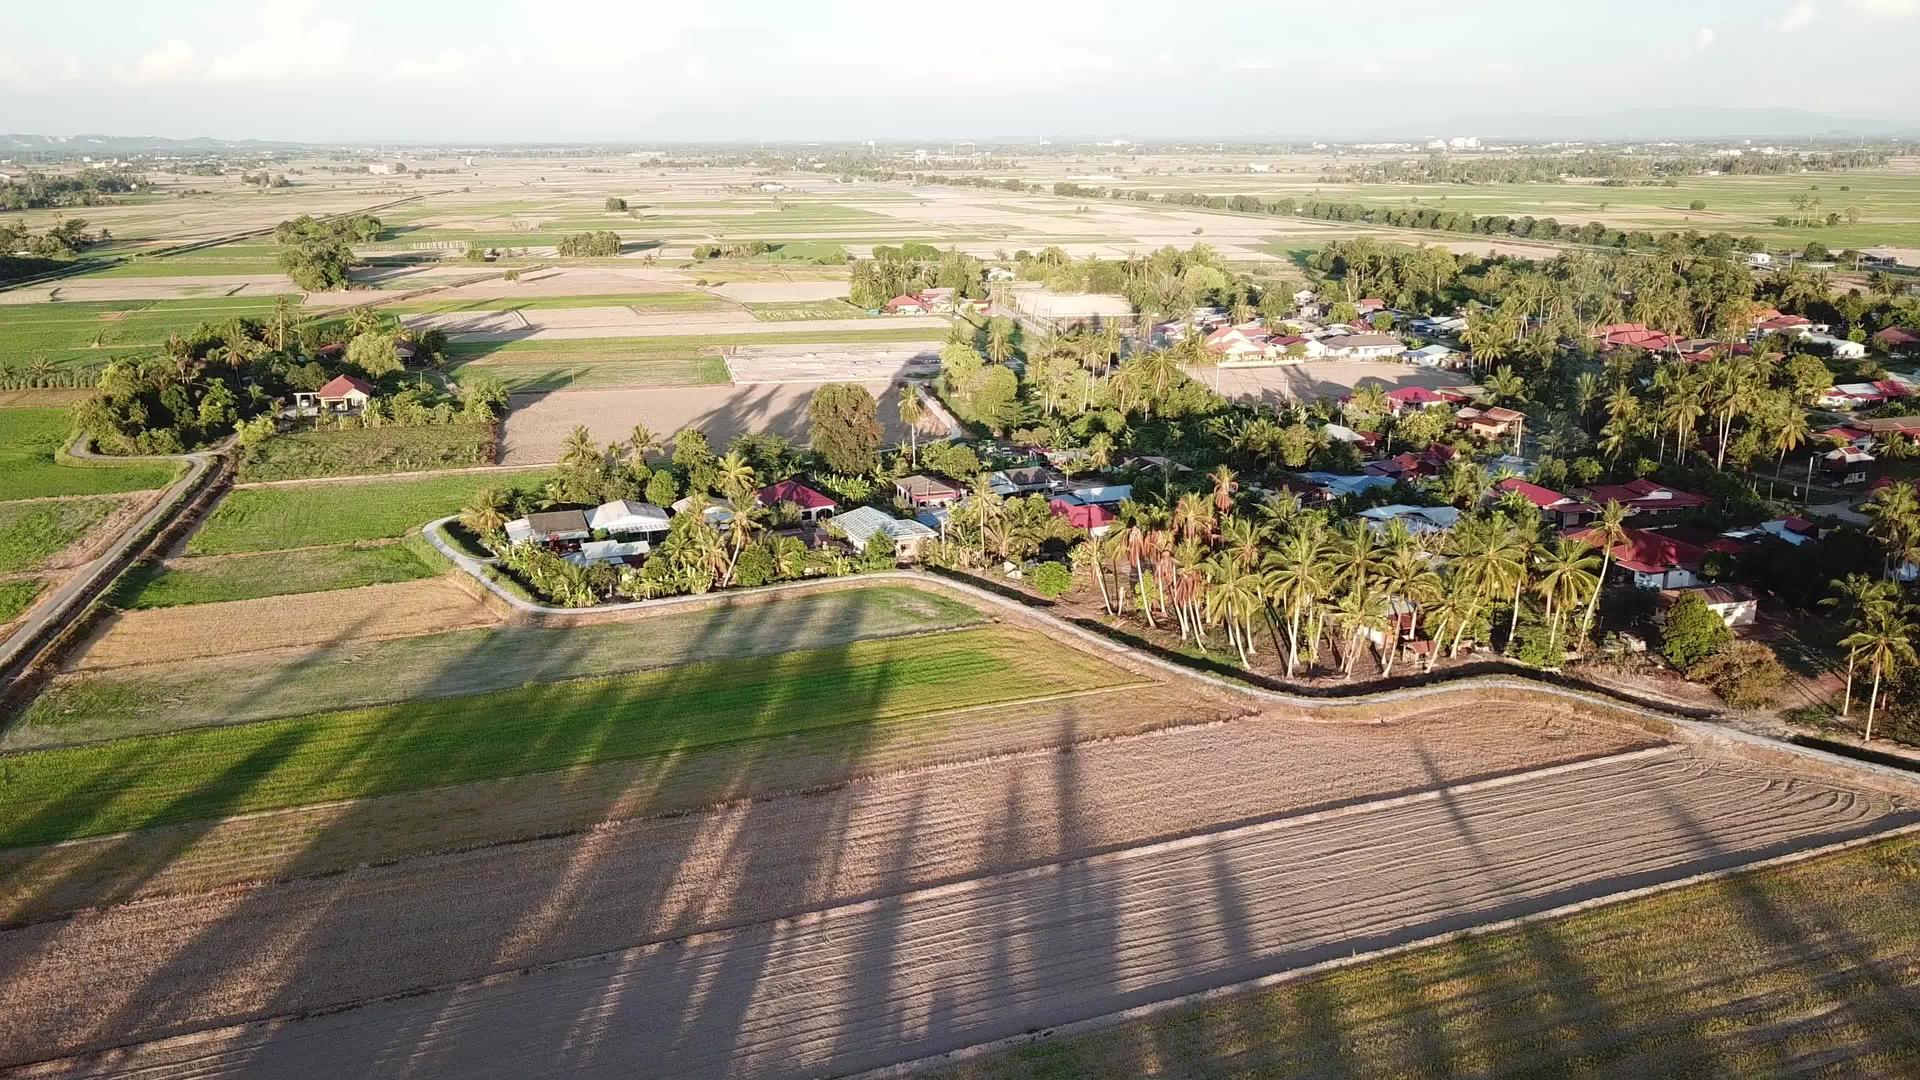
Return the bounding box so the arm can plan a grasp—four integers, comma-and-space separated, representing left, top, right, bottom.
111, 540, 438, 610
0, 297, 291, 369
0, 627, 1130, 846
0, 497, 121, 574
189, 470, 549, 555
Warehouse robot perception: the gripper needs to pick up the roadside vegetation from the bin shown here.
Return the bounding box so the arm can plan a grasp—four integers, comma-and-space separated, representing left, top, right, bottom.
235, 423, 496, 482
0, 579, 44, 624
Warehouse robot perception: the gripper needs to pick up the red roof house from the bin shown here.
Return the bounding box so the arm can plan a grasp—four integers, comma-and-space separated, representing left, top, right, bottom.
1384, 386, 1448, 412
1581, 478, 1708, 516
1049, 497, 1116, 533
1755, 314, 1812, 333
1874, 326, 1920, 352
885, 294, 929, 314
757, 480, 838, 520
1566, 526, 1706, 589
314, 374, 375, 411
1492, 477, 1597, 525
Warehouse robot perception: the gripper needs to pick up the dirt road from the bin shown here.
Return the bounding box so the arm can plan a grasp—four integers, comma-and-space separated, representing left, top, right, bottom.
8, 741, 1912, 1079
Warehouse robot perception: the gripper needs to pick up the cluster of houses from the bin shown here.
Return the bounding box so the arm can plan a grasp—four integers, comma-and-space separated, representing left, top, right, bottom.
1153, 297, 1453, 369
881, 286, 992, 316
497, 463, 1140, 568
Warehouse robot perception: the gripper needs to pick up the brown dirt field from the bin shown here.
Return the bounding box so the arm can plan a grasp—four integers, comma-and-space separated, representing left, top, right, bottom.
0, 700, 1671, 1066
1211, 360, 1472, 405
706, 280, 849, 302
418, 311, 950, 341
501, 383, 910, 463
67, 577, 497, 672
13, 743, 1912, 1079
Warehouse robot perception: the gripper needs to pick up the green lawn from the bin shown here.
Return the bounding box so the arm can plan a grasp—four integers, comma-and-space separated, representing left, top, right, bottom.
13, 584, 985, 745
0, 627, 1128, 846
235, 424, 496, 482
0, 497, 120, 574
111, 540, 437, 610
189, 470, 548, 555
939, 836, 1920, 1080
0, 578, 45, 624
0, 295, 288, 367
0, 408, 181, 500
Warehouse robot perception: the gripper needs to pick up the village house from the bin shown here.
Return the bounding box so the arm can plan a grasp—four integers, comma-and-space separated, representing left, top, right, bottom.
314, 374, 375, 413
1049, 496, 1117, 534
1356, 504, 1460, 536
1873, 326, 1920, 356
1454, 405, 1526, 443
1570, 526, 1706, 590
1319, 332, 1404, 360
1581, 478, 1708, 518
1658, 584, 1759, 629
1752, 313, 1820, 338
1383, 386, 1450, 414
1402, 343, 1459, 368
884, 294, 929, 315
829, 505, 936, 561
895, 474, 965, 508
506, 509, 593, 547
1848, 415, 1920, 446
1320, 423, 1380, 452
988, 466, 1065, 497
568, 539, 649, 567
757, 479, 837, 521
1068, 483, 1132, 506
1803, 332, 1867, 359
670, 495, 733, 526
1825, 446, 1875, 485
1490, 477, 1595, 528
587, 500, 671, 539
1591, 323, 1676, 353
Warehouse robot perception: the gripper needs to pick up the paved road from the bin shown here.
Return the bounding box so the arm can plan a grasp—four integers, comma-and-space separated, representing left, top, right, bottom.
17, 747, 1913, 1079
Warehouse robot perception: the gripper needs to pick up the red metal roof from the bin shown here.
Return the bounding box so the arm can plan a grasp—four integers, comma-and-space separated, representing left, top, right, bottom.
757, 480, 836, 511
1494, 476, 1569, 509
1874, 327, 1920, 347
1385, 386, 1446, 404
1049, 498, 1115, 531
1567, 526, 1705, 574
1582, 478, 1707, 512
317, 374, 374, 397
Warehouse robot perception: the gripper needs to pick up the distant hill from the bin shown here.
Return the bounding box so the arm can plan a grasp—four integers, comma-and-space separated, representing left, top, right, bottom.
0, 133, 302, 156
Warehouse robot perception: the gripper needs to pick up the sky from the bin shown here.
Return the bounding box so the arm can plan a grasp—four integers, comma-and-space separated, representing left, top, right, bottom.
2, 0, 1919, 143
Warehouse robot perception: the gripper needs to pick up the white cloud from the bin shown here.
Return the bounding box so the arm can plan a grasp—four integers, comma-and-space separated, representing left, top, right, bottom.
1768, 2, 1818, 31
1851, 0, 1916, 14
205, 9, 352, 81
126, 40, 196, 84
393, 47, 494, 84
1695, 27, 1718, 48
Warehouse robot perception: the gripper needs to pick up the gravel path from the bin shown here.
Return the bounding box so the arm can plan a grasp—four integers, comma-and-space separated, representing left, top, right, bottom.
9, 738, 1912, 1078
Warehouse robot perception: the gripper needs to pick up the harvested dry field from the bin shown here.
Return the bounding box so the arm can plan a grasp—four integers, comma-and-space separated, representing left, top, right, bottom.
410, 309, 949, 341
501, 383, 909, 463
723, 341, 939, 384
1211, 360, 1473, 404
0, 701, 1659, 1064
6, 735, 1913, 1077
706, 280, 849, 302
68, 577, 497, 671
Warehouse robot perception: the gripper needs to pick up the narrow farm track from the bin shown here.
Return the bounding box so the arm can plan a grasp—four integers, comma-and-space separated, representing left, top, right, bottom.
4, 744, 1912, 1078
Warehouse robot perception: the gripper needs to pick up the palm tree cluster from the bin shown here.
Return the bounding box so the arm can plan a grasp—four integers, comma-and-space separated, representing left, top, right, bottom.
1067, 470, 1606, 679
1824, 572, 1919, 742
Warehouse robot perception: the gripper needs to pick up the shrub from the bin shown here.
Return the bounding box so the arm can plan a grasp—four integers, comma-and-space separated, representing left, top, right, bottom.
1660, 592, 1731, 670
1029, 561, 1072, 598
1689, 641, 1786, 710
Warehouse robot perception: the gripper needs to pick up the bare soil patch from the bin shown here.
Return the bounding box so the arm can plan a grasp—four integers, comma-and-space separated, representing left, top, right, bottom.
706, 280, 850, 302
1211, 360, 1473, 406
0, 699, 1668, 1065
501, 383, 909, 463
67, 577, 497, 672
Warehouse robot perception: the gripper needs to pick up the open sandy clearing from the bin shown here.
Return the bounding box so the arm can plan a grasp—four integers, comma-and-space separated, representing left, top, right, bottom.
67, 577, 497, 672
7, 743, 1910, 1078
723, 342, 940, 385
1210, 360, 1474, 405
0, 702, 1658, 1064
501, 383, 910, 463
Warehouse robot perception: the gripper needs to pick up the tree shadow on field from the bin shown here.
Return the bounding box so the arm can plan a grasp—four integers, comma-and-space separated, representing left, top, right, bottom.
3, 580, 1088, 1076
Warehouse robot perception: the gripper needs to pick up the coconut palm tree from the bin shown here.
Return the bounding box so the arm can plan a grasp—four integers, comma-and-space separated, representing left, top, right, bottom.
1578, 500, 1631, 647
1840, 600, 1918, 743
1534, 538, 1601, 658
1262, 529, 1325, 678
1209, 464, 1238, 514
714, 450, 757, 502
1206, 556, 1264, 668
1823, 573, 1893, 717
719, 497, 767, 586
1378, 547, 1441, 677
1072, 538, 1112, 614
1171, 491, 1216, 545
896, 383, 928, 468
628, 424, 662, 464
460, 486, 510, 544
